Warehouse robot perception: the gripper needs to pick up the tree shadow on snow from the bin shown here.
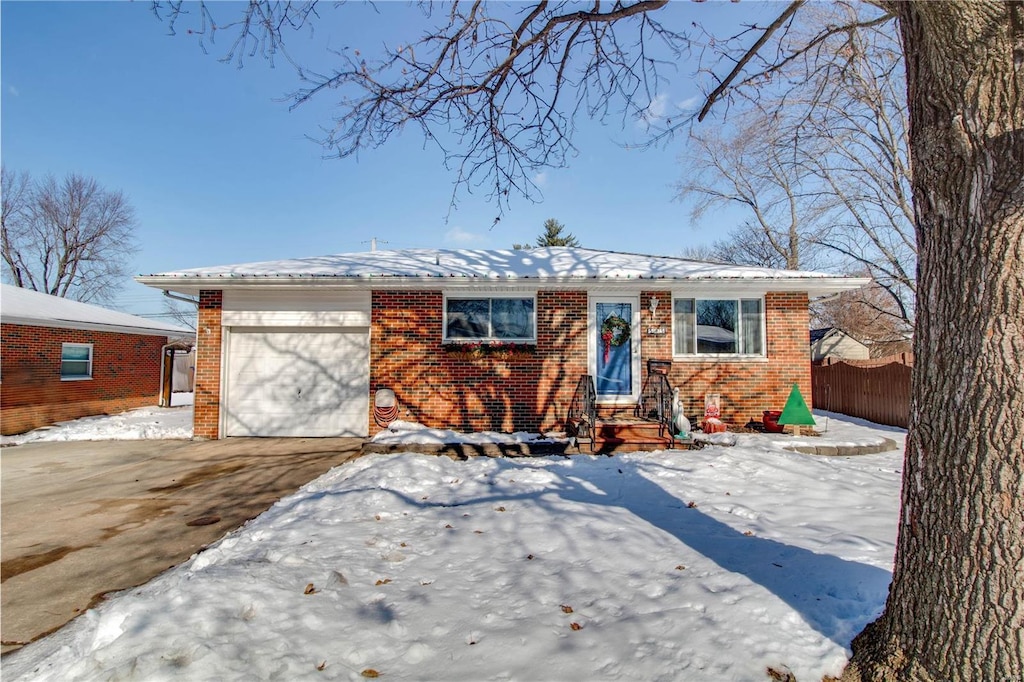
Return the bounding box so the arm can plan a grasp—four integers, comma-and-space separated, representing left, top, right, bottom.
286, 455, 892, 647
574, 460, 892, 647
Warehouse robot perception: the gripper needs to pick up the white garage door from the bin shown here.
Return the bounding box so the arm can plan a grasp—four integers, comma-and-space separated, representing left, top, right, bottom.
225, 328, 369, 437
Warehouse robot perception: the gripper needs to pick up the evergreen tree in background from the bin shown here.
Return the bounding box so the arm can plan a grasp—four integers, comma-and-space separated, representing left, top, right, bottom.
535, 218, 580, 247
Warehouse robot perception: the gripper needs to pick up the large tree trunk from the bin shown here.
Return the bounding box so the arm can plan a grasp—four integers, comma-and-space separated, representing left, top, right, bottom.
843, 2, 1024, 680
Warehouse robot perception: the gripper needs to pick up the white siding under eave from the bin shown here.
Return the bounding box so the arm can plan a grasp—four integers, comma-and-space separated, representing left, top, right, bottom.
221, 289, 371, 327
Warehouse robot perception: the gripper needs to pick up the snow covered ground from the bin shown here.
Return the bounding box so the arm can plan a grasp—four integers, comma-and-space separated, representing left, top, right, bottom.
0, 394, 193, 445
2, 412, 904, 682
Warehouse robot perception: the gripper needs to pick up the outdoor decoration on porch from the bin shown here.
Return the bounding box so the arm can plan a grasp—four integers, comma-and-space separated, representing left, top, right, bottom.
671, 387, 691, 438
702, 393, 727, 433
778, 383, 816, 436
600, 314, 631, 362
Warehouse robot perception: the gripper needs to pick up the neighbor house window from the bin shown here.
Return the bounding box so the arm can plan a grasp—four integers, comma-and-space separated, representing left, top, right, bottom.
61, 343, 94, 380
445, 296, 536, 341
673, 298, 764, 356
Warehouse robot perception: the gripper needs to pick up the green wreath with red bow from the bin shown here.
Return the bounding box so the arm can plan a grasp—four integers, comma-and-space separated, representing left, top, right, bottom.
600, 315, 631, 362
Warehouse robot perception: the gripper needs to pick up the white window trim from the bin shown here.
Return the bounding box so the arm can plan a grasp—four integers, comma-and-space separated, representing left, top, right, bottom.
442, 292, 538, 343
670, 295, 767, 360
60, 342, 94, 381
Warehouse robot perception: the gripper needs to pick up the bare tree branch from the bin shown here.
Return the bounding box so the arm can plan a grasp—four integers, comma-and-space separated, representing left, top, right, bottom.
682, 3, 915, 333
0, 170, 139, 303
1, 166, 33, 289
153, 0, 690, 213
697, 0, 806, 122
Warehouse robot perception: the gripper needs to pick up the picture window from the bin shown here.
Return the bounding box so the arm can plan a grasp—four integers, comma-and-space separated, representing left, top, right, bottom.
445, 296, 536, 342
673, 298, 764, 356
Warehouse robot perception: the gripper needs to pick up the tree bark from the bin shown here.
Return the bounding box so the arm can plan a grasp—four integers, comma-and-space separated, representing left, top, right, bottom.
843, 2, 1024, 680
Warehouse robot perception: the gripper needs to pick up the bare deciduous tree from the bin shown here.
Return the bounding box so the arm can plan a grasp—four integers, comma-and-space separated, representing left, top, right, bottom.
681, 3, 914, 333
157, 2, 1024, 678
678, 114, 814, 270
813, 280, 912, 358
0, 167, 33, 278
161, 296, 198, 331
1, 168, 139, 303
795, 5, 916, 327
681, 219, 801, 270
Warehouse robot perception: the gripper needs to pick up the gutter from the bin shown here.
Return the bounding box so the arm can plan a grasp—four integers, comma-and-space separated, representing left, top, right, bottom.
136, 275, 873, 297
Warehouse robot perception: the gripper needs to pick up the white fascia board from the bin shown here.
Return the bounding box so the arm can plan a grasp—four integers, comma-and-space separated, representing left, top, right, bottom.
669, 278, 873, 298
136, 275, 871, 296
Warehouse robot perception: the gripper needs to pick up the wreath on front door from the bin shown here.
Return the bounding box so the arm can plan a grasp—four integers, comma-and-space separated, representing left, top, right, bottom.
600, 314, 631, 363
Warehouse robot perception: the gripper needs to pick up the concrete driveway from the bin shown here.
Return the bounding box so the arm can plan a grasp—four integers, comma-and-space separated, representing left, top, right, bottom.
1, 437, 363, 655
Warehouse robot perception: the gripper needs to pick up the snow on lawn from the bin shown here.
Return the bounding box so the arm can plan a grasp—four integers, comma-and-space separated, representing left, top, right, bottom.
3, 413, 904, 682
0, 395, 194, 445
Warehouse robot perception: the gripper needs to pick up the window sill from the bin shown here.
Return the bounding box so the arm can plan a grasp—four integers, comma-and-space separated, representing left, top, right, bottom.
60, 376, 94, 381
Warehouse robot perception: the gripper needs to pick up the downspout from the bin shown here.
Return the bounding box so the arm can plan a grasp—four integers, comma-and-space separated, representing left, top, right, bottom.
159, 291, 198, 407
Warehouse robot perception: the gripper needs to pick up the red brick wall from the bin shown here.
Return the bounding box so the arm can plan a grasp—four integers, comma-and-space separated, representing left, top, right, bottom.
369, 290, 588, 435
193, 290, 223, 439
638, 290, 811, 426
370, 289, 809, 434
0, 323, 166, 435
193, 287, 810, 438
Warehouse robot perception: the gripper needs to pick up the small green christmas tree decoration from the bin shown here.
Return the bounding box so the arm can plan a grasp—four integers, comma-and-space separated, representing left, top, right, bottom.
778, 383, 816, 435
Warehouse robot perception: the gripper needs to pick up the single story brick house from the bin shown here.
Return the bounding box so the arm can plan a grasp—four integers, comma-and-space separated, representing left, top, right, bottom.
136, 247, 869, 440
0, 284, 194, 435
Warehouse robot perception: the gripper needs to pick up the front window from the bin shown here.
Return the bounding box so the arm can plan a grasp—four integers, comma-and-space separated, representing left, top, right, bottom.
445, 296, 535, 341
61, 343, 93, 380
673, 298, 764, 356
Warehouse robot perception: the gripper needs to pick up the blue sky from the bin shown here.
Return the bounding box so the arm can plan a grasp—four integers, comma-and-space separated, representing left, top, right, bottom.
2, 1, 772, 319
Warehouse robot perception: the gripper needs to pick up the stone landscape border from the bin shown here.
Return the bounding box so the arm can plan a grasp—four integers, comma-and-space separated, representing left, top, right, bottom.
783, 438, 900, 457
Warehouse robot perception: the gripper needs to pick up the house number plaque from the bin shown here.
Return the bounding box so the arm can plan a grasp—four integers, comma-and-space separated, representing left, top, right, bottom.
646, 326, 667, 336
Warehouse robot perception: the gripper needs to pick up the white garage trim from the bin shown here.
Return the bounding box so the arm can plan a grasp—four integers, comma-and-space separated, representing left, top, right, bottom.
222, 326, 369, 437
221, 290, 371, 327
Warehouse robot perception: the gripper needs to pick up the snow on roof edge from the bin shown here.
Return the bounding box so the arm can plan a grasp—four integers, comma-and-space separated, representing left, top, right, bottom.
139, 246, 862, 282
1, 284, 194, 337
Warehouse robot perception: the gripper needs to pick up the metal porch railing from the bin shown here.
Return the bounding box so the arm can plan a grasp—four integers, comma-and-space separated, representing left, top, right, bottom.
566, 374, 597, 451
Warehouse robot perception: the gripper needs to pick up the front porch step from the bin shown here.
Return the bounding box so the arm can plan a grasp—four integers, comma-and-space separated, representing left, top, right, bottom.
589, 419, 676, 453
596, 420, 670, 440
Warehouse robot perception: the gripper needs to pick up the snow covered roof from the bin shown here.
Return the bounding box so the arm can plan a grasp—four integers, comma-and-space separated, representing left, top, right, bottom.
1, 284, 194, 338
137, 247, 870, 296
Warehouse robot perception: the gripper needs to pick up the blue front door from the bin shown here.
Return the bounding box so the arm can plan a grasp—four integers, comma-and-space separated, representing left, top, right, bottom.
595, 300, 636, 399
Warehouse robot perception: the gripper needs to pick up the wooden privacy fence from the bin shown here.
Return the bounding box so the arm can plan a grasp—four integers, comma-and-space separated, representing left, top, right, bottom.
811, 354, 913, 428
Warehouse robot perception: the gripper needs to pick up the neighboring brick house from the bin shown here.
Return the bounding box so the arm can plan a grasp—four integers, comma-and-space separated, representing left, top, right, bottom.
0, 284, 194, 435
136, 248, 868, 440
